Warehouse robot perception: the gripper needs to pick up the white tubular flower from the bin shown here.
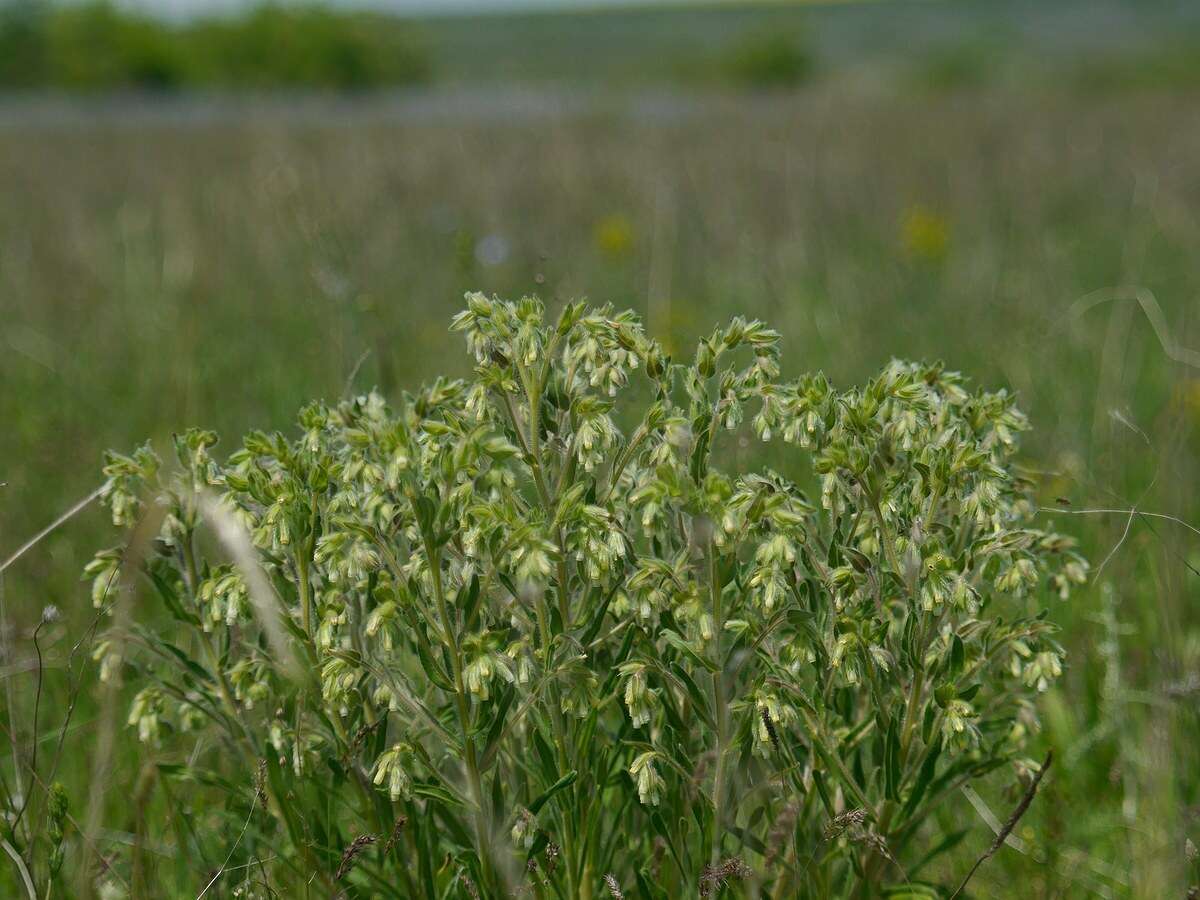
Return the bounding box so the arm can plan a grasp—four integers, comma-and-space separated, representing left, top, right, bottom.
371, 743, 414, 801
127, 688, 165, 745
629, 751, 665, 807
83, 549, 122, 609
1022, 651, 1063, 692
941, 699, 981, 748
618, 662, 658, 728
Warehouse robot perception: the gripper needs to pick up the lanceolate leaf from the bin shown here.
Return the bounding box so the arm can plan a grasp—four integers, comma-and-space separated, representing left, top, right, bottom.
528, 770, 578, 815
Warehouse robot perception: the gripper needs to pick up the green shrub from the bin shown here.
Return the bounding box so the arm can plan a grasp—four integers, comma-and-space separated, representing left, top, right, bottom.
187, 6, 429, 90
0, 0, 51, 86
0, 1, 429, 91
722, 29, 813, 89
1072, 36, 1200, 93
83, 295, 1084, 896
913, 39, 1008, 92
44, 1, 186, 90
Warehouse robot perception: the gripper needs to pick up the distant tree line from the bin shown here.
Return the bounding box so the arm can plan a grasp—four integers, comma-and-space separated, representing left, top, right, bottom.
0, 1, 431, 90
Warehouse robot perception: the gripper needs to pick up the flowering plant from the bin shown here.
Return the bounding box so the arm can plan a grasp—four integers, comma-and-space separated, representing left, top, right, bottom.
88, 294, 1085, 897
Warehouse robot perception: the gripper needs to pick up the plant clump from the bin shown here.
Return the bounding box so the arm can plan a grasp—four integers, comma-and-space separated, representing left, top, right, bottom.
86, 294, 1086, 896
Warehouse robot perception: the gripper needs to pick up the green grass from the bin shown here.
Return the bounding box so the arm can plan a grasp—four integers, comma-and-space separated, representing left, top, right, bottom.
1, 59, 1200, 900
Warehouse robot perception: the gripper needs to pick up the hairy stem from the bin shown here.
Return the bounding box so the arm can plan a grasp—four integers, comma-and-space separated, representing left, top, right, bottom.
426, 542, 494, 890
708, 537, 729, 865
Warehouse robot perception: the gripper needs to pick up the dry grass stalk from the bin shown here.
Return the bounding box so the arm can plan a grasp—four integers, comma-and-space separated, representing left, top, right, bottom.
699, 857, 753, 897
335, 833, 377, 881
950, 750, 1053, 899
822, 808, 868, 842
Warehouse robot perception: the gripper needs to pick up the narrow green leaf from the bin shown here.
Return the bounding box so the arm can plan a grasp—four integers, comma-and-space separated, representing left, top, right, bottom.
412, 783, 464, 807
949, 633, 965, 677
146, 568, 200, 626
666, 661, 714, 729
661, 629, 717, 673
901, 736, 942, 821
477, 685, 515, 772
885, 717, 901, 802
414, 634, 455, 693
528, 769, 578, 815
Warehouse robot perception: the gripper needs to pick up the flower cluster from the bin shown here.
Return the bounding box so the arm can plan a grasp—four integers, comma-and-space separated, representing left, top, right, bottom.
85, 294, 1084, 897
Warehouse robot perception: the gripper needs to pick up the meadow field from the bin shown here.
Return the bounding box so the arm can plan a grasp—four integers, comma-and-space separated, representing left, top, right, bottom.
2, 4, 1200, 897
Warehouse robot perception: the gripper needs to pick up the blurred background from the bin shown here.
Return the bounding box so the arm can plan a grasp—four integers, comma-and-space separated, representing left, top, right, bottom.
2, 0, 1200, 895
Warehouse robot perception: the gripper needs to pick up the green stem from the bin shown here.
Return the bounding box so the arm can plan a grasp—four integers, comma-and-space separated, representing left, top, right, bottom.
708, 538, 729, 865
297, 554, 312, 637
868, 491, 907, 596
799, 710, 871, 812
427, 541, 494, 891
525, 369, 573, 630
599, 423, 650, 504
897, 667, 925, 769
506, 370, 583, 896
298, 494, 319, 637
196, 624, 338, 890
